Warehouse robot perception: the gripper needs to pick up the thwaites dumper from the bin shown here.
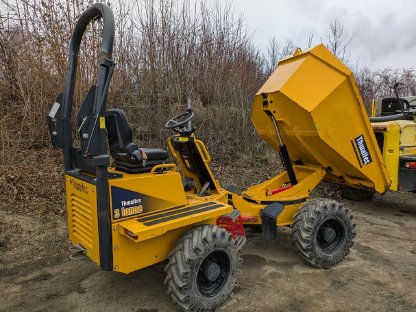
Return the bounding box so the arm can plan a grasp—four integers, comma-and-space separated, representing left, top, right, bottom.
48, 4, 395, 310
47, 4, 245, 311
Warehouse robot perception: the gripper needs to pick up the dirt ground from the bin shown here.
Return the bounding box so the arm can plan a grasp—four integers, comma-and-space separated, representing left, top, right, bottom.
1, 188, 415, 312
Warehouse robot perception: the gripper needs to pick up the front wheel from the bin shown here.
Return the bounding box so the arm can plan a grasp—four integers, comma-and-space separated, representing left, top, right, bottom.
164, 225, 245, 311
292, 199, 355, 268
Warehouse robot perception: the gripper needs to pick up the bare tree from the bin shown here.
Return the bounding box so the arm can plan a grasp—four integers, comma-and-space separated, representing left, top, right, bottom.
280, 38, 296, 58
265, 36, 280, 76
0, 0, 268, 166
325, 18, 355, 62
307, 33, 314, 48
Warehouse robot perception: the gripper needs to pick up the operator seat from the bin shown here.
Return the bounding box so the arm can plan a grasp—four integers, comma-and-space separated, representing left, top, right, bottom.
105, 108, 168, 173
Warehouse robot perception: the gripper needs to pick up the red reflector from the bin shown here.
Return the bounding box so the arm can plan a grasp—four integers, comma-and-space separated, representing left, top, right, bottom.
405, 162, 416, 168
240, 216, 258, 223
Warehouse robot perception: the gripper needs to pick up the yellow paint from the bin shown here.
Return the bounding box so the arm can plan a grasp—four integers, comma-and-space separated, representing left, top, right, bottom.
229, 194, 263, 224
99, 116, 106, 129
108, 167, 187, 222
112, 202, 231, 273
252, 44, 390, 193
65, 157, 233, 275
371, 120, 416, 191
168, 135, 221, 193
371, 99, 376, 118
230, 166, 324, 227
242, 165, 326, 203
106, 163, 232, 274
65, 174, 100, 266
276, 203, 304, 226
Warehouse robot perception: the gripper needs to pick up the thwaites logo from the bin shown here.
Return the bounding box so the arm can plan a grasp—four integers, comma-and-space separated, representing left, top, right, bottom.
111, 186, 144, 220
70, 178, 88, 194
353, 135, 373, 166
113, 198, 144, 219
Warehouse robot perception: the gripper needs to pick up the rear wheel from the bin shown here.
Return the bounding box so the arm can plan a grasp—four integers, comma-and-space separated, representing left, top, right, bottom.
164, 225, 245, 311
340, 186, 374, 201
292, 199, 355, 268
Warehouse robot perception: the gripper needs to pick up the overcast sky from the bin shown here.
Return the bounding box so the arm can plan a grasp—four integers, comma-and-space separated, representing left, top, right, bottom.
235, 0, 416, 70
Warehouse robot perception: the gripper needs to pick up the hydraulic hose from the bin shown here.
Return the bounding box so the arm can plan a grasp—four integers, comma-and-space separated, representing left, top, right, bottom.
369, 110, 416, 122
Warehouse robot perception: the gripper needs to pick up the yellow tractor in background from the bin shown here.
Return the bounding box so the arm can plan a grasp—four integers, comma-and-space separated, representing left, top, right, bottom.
47, 3, 410, 311
340, 85, 416, 200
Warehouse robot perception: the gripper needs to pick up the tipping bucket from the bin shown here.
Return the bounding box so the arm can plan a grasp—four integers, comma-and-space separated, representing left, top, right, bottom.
252, 44, 390, 193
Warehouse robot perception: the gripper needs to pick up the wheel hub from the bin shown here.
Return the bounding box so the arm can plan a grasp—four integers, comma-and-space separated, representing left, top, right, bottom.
316, 219, 345, 252
201, 260, 221, 282
321, 227, 336, 243
197, 250, 231, 297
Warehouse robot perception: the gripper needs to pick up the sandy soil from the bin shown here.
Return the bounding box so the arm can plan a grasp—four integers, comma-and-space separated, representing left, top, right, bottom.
1, 191, 415, 312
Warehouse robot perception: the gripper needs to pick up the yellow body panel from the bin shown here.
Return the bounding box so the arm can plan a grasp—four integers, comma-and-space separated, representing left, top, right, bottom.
372, 122, 400, 191
65, 174, 100, 266
371, 120, 416, 191
108, 167, 187, 222
66, 160, 233, 275
252, 44, 390, 193
232, 166, 324, 227
242, 165, 326, 202
398, 120, 416, 155
276, 203, 303, 226
371, 99, 377, 118
112, 225, 195, 273
167, 136, 221, 193
230, 194, 263, 224
112, 200, 232, 273
106, 162, 232, 274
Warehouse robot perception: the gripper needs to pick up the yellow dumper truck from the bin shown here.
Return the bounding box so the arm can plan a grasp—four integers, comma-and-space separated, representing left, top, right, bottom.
48, 3, 409, 311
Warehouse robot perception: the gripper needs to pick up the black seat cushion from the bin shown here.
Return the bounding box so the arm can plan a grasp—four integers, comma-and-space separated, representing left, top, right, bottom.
105, 109, 169, 173
141, 148, 168, 161
113, 158, 168, 173
111, 148, 168, 163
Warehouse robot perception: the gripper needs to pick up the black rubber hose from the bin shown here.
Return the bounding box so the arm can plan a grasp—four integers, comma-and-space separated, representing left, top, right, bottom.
369, 110, 416, 122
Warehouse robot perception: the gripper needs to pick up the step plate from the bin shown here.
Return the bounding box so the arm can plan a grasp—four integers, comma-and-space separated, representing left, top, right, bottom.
138, 202, 223, 226
117, 201, 232, 242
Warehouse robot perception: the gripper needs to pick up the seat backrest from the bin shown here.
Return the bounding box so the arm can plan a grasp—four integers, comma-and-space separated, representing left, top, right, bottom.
381, 97, 405, 116
105, 108, 134, 153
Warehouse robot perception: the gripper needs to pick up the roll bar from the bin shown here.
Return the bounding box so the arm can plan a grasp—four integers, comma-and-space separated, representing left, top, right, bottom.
47, 3, 116, 271
61, 3, 115, 170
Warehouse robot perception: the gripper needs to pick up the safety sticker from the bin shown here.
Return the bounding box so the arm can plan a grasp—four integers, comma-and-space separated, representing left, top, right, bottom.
99, 116, 106, 129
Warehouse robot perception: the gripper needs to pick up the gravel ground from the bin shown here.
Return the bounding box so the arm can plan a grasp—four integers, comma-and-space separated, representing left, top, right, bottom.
1, 190, 415, 312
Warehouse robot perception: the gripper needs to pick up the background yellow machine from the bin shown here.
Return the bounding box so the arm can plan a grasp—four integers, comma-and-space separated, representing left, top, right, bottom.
340, 88, 416, 199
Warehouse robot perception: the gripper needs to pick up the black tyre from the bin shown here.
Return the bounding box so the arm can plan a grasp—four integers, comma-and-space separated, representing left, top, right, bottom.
292, 199, 355, 268
340, 186, 374, 201
164, 225, 245, 312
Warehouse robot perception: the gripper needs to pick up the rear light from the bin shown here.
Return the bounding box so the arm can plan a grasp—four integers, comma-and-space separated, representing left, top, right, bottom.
405, 162, 416, 168
125, 229, 138, 240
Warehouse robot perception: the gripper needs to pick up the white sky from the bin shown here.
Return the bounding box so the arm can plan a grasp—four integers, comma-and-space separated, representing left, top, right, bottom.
235, 0, 416, 69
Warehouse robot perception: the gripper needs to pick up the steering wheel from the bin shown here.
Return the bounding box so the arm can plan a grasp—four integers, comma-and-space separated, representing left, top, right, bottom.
401, 98, 410, 111
392, 83, 410, 111
164, 109, 194, 130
